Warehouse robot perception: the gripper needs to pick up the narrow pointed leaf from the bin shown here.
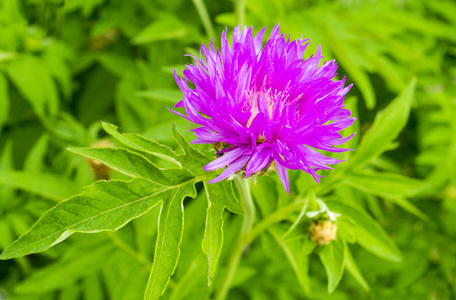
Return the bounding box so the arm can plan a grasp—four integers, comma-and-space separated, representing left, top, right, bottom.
349, 78, 416, 168
144, 181, 196, 299
319, 238, 346, 294
137, 89, 183, 104
0, 171, 78, 202
0, 72, 9, 129
202, 180, 243, 284
344, 246, 370, 292
344, 171, 427, 220
344, 171, 423, 198
326, 200, 402, 262
15, 242, 115, 293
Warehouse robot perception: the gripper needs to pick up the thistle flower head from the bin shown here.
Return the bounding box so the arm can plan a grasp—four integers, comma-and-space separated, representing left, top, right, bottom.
172, 24, 355, 192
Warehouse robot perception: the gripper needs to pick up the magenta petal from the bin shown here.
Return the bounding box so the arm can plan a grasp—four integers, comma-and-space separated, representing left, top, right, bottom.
173, 24, 354, 191
245, 146, 273, 177
208, 155, 250, 183
275, 161, 289, 193
203, 147, 245, 171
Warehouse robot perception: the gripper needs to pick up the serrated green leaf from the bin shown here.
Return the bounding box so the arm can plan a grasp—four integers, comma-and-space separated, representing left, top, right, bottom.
68, 147, 192, 186
348, 78, 416, 168
326, 200, 402, 262
0, 171, 78, 202
102, 122, 182, 167
144, 180, 196, 299
0, 178, 196, 260
202, 180, 243, 284
319, 238, 346, 294
344, 246, 370, 292
173, 124, 209, 175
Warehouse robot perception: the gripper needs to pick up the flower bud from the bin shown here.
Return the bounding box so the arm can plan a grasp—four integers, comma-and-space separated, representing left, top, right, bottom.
87, 139, 114, 181
309, 219, 337, 245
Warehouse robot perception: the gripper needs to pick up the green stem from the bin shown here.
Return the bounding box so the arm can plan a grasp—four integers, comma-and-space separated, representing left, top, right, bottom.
216, 177, 255, 300
191, 0, 215, 39
235, 0, 246, 26
246, 200, 307, 244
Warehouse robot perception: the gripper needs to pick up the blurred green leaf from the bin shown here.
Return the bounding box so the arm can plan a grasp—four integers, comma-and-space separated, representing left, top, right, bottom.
348, 78, 417, 168
16, 242, 114, 293
43, 43, 72, 100
6, 55, 59, 117
83, 273, 104, 300
0, 72, 9, 129
41, 112, 86, 145
168, 255, 207, 300
326, 200, 402, 262
132, 15, 187, 44
137, 89, 183, 104
0, 171, 78, 202
0, 141, 14, 211
344, 171, 427, 220
97, 54, 136, 77
344, 246, 370, 292
324, 26, 376, 109
344, 171, 423, 198
319, 238, 346, 294
269, 228, 310, 296
23, 134, 49, 173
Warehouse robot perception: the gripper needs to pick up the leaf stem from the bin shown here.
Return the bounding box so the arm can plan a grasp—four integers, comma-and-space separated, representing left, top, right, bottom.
215, 177, 255, 300
191, 0, 216, 39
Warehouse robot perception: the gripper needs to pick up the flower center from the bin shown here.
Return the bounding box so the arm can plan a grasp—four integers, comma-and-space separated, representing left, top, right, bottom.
245, 88, 283, 127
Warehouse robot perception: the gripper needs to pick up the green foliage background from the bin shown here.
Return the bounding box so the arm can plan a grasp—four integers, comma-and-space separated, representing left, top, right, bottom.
0, 0, 455, 299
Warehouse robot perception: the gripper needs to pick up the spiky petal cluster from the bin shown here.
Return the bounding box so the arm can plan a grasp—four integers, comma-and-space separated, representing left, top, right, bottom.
172, 24, 355, 192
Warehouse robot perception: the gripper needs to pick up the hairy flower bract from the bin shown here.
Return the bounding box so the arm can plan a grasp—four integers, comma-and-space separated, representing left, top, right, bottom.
172, 24, 355, 192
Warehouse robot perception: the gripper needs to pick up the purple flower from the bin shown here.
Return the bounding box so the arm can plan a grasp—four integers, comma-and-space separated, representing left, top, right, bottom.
172, 24, 355, 192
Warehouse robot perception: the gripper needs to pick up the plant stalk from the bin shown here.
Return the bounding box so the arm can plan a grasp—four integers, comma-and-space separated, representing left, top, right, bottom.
235, 0, 246, 26
191, 0, 215, 39
215, 176, 255, 300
